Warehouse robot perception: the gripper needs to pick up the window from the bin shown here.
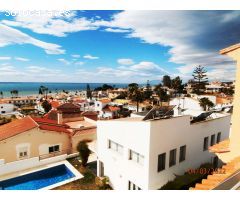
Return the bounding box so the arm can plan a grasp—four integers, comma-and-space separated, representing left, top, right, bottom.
128, 181, 141, 190
158, 153, 166, 172
211, 134, 215, 146
19, 147, 28, 159
129, 150, 144, 165
179, 145, 186, 162
169, 149, 177, 167
49, 145, 60, 153
203, 137, 209, 151
108, 140, 123, 154
217, 132, 221, 143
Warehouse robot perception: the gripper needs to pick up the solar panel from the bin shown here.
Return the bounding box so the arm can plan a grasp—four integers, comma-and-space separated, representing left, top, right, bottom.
142, 106, 175, 121
190, 111, 214, 123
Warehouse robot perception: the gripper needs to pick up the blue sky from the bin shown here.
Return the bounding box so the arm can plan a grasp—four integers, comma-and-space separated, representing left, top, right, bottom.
0, 10, 238, 83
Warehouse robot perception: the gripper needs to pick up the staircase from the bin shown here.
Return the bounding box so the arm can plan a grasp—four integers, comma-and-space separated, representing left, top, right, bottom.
190, 156, 240, 190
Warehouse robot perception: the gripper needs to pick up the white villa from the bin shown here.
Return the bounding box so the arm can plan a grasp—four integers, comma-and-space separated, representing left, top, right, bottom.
96, 107, 231, 190
0, 103, 15, 115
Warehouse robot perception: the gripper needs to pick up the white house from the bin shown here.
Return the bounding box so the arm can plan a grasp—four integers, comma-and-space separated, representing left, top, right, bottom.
94, 99, 111, 112
0, 103, 15, 115
96, 108, 231, 190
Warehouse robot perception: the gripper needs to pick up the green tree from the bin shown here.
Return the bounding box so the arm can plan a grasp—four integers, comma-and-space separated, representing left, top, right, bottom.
77, 140, 92, 167
154, 84, 170, 106
128, 83, 144, 112
172, 76, 184, 94
41, 100, 52, 113
86, 84, 92, 99
10, 90, 19, 98
162, 75, 172, 88
144, 80, 153, 100
192, 65, 208, 94
0, 91, 3, 99
199, 97, 214, 111
39, 86, 49, 99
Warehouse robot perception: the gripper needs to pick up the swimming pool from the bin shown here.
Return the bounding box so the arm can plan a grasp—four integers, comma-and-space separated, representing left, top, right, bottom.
0, 164, 76, 190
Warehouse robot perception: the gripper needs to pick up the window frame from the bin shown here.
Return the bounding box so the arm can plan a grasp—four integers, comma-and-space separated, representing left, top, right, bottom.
48, 145, 60, 154
210, 134, 216, 146
169, 148, 177, 167
158, 153, 166, 172
129, 149, 144, 165
179, 145, 186, 163
217, 132, 221, 143
203, 136, 209, 151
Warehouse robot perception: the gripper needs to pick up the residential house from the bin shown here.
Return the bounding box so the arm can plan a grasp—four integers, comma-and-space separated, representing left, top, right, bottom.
190, 43, 240, 190
96, 107, 231, 190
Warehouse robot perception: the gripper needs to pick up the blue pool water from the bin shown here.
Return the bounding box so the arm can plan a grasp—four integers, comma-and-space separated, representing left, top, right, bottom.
0, 164, 75, 190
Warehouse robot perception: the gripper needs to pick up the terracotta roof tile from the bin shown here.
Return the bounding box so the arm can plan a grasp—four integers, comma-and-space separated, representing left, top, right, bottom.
39, 124, 71, 134
0, 116, 38, 141
99, 99, 111, 103
209, 139, 230, 153
73, 128, 96, 136
191, 156, 240, 190
103, 105, 120, 112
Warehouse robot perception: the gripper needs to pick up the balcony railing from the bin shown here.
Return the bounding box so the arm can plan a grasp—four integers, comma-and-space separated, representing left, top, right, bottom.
38, 149, 76, 160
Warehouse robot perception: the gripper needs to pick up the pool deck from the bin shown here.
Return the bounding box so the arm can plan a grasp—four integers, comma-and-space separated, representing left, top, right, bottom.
0, 160, 83, 190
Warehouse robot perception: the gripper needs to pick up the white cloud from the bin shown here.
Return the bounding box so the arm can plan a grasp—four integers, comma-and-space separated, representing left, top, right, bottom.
15, 57, 29, 62
71, 54, 80, 58
57, 58, 71, 65
2, 11, 98, 37
0, 56, 11, 60
99, 11, 239, 81
117, 58, 134, 65
75, 61, 84, 66
0, 24, 65, 55
104, 28, 130, 33
83, 54, 99, 60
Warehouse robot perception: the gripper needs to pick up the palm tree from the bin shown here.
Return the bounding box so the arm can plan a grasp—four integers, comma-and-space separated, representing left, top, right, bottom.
0, 91, 3, 99
199, 97, 214, 111
154, 84, 170, 106
10, 90, 19, 98
77, 140, 92, 167
39, 86, 49, 99
128, 83, 144, 112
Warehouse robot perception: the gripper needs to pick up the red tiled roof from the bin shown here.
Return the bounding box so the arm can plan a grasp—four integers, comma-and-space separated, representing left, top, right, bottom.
99, 99, 111, 103
39, 124, 71, 134
50, 101, 60, 109
31, 117, 70, 128
103, 105, 120, 112
81, 111, 98, 116
73, 128, 96, 136
209, 139, 230, 153
0, 116, 38, 141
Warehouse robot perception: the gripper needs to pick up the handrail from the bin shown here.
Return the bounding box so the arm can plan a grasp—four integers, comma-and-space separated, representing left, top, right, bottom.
38, 148, 77, 160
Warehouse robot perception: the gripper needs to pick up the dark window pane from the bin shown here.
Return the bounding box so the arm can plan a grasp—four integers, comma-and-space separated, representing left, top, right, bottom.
211, 134, 215, 146
169, 149, 177, 167
49, 146, 54, 153
158, 153, 166, 172
217, 132, 221, 143
179, 145, 186, 162
203, 137, 209, 151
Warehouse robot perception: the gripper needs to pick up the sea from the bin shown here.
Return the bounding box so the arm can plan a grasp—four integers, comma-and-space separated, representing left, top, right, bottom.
0, 82, 130, 97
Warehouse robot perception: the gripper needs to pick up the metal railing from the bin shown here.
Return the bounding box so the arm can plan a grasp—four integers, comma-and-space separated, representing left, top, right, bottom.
38, 149, 74, 160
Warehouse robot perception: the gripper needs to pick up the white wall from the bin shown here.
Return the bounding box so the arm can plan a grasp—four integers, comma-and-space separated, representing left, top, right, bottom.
0, 104, 14, 114
148, 114, 231, 189
97, 113, 231, 190
0, 154, 67, 177
97, 120, 151, 190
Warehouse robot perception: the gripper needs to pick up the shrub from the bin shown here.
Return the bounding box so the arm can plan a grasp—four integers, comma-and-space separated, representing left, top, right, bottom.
160, 163, 213, 190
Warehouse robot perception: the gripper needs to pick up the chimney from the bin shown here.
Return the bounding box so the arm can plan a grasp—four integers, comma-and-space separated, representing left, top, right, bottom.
57, 111, 63, 124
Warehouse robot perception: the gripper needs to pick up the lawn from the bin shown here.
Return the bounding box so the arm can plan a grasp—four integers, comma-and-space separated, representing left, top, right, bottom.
54, 157, 111, 190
